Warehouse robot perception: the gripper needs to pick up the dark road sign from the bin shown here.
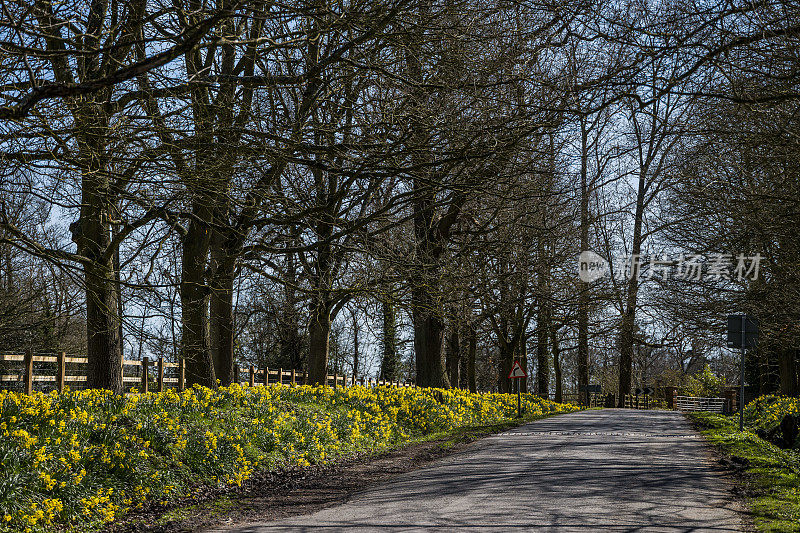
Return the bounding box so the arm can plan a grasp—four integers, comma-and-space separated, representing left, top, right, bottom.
727, 314, 758, 349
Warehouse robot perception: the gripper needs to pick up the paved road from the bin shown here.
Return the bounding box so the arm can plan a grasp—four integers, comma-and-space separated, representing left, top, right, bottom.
229, 410, 746, 532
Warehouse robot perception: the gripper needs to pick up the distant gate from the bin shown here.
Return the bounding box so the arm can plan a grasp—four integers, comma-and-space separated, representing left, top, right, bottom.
674, 395, 727, 413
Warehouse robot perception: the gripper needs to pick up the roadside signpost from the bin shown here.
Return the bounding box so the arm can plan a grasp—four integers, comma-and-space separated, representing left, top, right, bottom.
727, 314, 758, 431
508, 361, 527, 417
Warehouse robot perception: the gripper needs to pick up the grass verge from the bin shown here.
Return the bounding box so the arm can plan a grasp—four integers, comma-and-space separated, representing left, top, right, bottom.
688, 412, 800, 532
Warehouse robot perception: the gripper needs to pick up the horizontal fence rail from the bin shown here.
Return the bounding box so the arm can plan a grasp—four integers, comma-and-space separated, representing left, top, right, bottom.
674, 395, 727, 413
0, 350, 414, 395
556, 392, 611, 407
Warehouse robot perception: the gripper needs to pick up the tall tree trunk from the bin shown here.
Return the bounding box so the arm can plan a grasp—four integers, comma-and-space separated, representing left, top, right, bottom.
84, 261, 123, 392
180, 203, 215, 388
551, 325, 563, 403
536, 300, 550, 398
308, 296, 331, 385
352, 309, 359, 379
446, 322, 460, 388
497, 340, 516, 393
74, 119, 123, 393
307, 169, 334, 385
577, 119, 590, 406
279, 250, 302, 370
380, 297, 398, 381
618, 170, 647, 407
536, 227, 551, 397
779, 349, 798, 397
405, 1, 450, 390
209, 242, 235, 386
467, 324, 477, 393
413, 298, 448, 388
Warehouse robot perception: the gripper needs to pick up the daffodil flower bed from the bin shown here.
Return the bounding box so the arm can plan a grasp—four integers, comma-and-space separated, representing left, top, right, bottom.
0, 384, 577, 531
743, 395, 800, 436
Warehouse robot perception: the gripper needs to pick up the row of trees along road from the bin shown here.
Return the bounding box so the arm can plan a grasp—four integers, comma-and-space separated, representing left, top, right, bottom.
1, 0, 799, 399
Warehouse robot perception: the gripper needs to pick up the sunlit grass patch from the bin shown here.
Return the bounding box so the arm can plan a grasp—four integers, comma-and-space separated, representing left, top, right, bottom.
689, 411, 800, 532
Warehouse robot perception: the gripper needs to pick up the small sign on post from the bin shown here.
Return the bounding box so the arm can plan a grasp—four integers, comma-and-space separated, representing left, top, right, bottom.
508, 361, 527, 417
727, 314, 758, 348
508, 361, 527, 379
727, 313, 758, 431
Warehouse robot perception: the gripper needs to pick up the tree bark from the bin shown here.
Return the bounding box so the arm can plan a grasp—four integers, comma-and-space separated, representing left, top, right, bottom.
467, 324, 477, 393
74, 114, 123, 393
413, 297, 449, 388
446, 322, 460, 388
536, 299, 550, 398
279, 250, 303, 370
551, 325, 563, 403
84, 261, 123, 392
180, 203, 215, 388
497, 340, 516, 393
618, 169, 647, 406
308, 296, 331, 385
352, 309, 360, 379
779, 349, 798, 397
209, 238, 235, 386
577, 118, 590, 406
380, 297, 398, 381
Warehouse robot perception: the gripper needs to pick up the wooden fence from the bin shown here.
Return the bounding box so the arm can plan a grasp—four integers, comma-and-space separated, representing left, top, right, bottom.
556, 392, 611, 407
0, 350, 414, 395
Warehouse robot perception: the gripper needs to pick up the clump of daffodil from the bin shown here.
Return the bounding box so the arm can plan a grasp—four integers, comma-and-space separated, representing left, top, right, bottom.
0, 383, 577, 530
742, 394, 800, 434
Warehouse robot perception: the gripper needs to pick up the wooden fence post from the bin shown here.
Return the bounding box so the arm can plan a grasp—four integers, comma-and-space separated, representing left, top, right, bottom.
57, 351, 66, 393
141, 357, 149, 393
249, 365, 255, 387
157, 357, 164, 392
291, 368, 296, 385
178, 358, 185, 392
278, 368, 283, 385
264, 367, 269, 386
23, 348, 33, 394
333, 372, 338, 388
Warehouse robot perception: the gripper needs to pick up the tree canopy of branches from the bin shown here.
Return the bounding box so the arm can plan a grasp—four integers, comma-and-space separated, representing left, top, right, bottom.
1, 0, 799, 399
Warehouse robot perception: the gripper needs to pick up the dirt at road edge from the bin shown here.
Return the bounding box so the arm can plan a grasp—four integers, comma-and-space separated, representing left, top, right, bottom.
102, 422, 518, 533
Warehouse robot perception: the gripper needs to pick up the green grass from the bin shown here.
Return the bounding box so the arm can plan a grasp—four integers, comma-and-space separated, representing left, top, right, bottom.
689, 412, 800, 532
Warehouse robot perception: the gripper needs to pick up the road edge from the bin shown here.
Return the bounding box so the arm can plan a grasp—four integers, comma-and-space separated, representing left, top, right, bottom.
103, 411, 575, 533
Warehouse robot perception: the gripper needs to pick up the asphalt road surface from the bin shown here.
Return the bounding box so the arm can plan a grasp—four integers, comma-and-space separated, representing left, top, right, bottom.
228, 409, 746, 532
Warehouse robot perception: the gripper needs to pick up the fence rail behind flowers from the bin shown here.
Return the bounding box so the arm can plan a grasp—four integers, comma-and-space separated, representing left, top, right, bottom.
0, 350, 415, 394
